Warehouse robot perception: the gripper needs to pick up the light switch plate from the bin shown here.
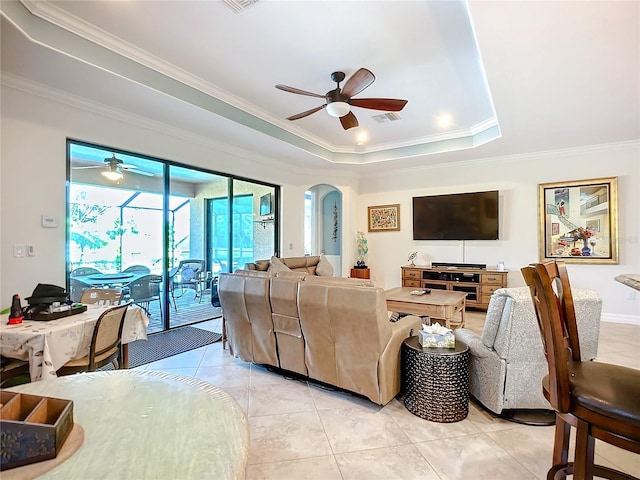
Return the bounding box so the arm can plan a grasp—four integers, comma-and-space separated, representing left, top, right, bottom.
14, 244, 25, 257
41, 215, 57, 228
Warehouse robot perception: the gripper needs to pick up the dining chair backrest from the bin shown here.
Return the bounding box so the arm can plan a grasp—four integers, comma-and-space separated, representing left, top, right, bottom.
520, 260, 582, 413
80, 288, 122, 306
57, 303, 130, 376
71, 267, 102, 277
88, 303, 129, 371
122, 265, 151, 274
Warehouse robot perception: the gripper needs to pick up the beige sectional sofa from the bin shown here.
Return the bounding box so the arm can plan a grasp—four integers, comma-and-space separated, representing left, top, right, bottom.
244, 255, 329, 276
218, 266, 422, 405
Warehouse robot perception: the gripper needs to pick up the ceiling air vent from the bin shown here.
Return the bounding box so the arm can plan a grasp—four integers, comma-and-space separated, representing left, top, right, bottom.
372, 112, 402, 123
223, 0, 260, 14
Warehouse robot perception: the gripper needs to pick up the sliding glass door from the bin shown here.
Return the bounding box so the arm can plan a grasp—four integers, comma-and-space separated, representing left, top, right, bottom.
67, 140, 278, 333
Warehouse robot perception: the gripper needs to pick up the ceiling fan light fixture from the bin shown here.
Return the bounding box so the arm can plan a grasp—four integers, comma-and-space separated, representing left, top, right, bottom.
102, 167, 123, 181
326, 101, 350, 118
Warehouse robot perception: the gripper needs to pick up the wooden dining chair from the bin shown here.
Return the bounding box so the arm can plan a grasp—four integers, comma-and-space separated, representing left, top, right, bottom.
521, 261, 640, 480
80, 288, 122, 305
0, 356, 30, 387
57, 303, 130, 376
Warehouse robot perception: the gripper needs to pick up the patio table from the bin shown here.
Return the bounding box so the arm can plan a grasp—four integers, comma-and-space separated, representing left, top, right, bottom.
73, 272, 144, 287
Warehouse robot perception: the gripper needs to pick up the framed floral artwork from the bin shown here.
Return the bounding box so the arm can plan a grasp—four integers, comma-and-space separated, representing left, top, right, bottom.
368, 204, 400, 232
538, 177, 618, 264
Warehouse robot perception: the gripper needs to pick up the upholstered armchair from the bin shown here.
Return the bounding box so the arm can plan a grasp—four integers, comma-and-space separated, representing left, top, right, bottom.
454, 287, 602, 416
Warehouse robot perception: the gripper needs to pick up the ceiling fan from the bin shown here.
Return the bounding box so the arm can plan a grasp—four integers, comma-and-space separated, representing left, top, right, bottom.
72, 154, 154, 181
276, 68, 408, 130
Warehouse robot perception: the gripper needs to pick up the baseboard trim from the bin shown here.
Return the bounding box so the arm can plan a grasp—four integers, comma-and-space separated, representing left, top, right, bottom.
600, 313, 640, 326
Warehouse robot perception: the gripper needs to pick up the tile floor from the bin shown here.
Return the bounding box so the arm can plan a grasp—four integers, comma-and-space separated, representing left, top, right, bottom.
135, 312, 640, 479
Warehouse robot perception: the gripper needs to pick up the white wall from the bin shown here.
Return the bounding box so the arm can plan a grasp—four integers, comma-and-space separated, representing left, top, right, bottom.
357, 143, 640, 323
1, 84, 638, 324
0, 85, 359, 303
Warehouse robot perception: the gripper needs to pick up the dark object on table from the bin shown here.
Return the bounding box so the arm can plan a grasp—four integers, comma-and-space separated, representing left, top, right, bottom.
402, 336, 470, 423
522, 261, 640, 480
24, 304, 87, 321
0, 391, 74, 471
25, 284, 68, 306
8, 294, 24, 324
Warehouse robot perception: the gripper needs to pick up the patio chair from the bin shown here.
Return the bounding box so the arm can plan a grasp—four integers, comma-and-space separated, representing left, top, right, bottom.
169, 259, 206, 309
128, 274, 163, 319
71, 267, 102, 277
122, 265, 151, 274
70, 277, 93, 303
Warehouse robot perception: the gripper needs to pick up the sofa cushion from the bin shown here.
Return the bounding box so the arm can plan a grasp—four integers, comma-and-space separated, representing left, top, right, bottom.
180, 267, 198, 282
254, 260, 270, 271
275, 271, 308, 280
281, 256, 320, 274
315, 253, 334, 277
268, 256, 291, 275
304, 276, 374, 287
234, 269, 270, 278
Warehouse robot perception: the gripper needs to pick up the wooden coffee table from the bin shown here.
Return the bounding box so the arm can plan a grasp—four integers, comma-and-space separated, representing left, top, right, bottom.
385, 287, 466, 328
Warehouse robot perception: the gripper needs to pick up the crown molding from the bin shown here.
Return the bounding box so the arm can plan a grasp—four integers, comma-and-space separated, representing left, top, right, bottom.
361, 139, 640, 179
10, 0, 502, 165
0, 72, 325, 177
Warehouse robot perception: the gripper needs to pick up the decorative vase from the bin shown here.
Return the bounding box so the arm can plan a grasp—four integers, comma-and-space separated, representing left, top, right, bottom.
581, 238, 591, 256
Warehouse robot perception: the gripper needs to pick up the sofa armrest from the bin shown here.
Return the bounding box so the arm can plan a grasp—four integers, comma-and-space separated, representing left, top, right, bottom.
454, 328, 495, 358
377, 314, 423, 404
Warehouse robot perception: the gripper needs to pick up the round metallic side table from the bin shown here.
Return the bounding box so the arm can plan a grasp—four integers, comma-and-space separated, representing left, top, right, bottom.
401, 336, 470, 423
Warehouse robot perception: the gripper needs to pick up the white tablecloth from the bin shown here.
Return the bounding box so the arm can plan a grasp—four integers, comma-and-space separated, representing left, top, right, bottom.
0, 304, 149, 381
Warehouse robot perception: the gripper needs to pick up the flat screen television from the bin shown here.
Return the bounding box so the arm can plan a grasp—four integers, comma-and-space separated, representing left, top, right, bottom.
412, 190, 499, 240
259, 193, 272, 216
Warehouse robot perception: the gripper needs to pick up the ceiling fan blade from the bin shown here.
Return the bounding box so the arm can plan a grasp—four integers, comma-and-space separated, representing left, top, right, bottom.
72, 165, 103, 170
341, 68, 375, 98
339, 111, 359, 130
126, 168, 154, 177
276, 84, 325, 98
286, 105, 326, 121
349, 98, 408, 112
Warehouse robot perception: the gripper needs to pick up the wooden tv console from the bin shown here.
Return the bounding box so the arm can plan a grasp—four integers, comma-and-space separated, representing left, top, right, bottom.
401, 265, 508, 310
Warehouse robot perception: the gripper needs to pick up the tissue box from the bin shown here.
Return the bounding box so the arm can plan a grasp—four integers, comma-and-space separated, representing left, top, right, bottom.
418, 330, 455, 348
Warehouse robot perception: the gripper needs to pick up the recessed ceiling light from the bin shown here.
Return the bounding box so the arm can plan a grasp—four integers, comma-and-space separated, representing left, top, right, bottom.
356, 131, 368, 145
437, 114, 453, 128
437, 113, 454, 128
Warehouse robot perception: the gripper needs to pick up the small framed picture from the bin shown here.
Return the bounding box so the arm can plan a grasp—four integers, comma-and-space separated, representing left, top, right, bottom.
368, 204, 400, 232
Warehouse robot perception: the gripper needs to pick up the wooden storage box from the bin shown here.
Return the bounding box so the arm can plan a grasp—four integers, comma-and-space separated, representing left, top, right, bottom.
0, 391, 74, 471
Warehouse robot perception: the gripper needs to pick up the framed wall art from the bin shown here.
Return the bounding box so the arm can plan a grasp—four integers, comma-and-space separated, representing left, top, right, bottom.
538, 177, 618, 264
368, 204, 400, 232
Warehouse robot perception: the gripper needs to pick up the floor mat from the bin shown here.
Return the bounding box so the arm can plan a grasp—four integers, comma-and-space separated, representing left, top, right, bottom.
126, 326, 222, 368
